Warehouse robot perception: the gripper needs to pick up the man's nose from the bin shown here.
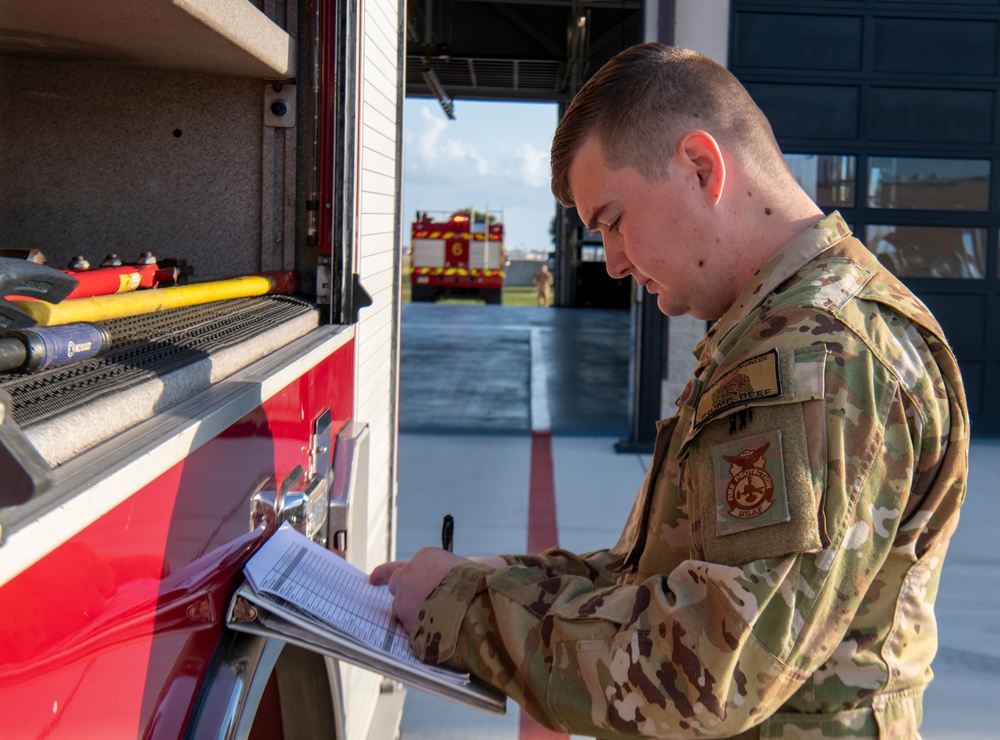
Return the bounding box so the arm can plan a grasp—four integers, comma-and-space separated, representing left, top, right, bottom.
604, 243, 630, 279
605, 262, 629, 279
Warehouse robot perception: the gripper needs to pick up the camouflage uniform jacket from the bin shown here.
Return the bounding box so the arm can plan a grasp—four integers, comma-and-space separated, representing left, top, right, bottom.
409, 213, 969, 739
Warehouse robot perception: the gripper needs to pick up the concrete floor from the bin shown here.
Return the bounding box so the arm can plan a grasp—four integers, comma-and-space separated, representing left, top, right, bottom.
399, 303, 631, 435
395, 303, 999, 739
395, 433, 645, 740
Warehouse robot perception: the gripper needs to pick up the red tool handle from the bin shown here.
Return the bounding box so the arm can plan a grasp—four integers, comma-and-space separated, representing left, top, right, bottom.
60, 264, 159, 298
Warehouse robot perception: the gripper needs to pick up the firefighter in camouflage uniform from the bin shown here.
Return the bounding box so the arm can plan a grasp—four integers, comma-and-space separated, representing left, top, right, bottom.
372, 44, 969, 739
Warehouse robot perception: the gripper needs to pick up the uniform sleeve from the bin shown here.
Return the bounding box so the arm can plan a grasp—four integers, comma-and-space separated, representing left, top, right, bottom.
500, 548, 622, 588
410, 342, 920, 738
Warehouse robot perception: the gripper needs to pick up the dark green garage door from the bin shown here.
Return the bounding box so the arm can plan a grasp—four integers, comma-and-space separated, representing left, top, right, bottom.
730, 0, 1000, 435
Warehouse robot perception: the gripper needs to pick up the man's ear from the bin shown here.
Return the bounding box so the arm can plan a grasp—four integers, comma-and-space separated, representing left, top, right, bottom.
676, 131, 726, 206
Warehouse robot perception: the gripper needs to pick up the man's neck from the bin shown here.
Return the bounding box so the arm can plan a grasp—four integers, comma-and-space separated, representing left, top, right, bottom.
735, 190, 824, 284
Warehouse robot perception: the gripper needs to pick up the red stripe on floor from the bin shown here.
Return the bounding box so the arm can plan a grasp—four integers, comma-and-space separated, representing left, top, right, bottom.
528, 431, 559, 555
520, 711, 567, 740
523, 430, 568, 740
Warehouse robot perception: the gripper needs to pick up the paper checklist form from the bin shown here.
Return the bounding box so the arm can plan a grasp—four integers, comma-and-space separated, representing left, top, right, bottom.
229, 523, 507, 713
245, 525, 416, 664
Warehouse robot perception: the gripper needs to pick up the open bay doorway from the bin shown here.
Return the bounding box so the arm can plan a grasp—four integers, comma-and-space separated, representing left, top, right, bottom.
396, 96, 632, 434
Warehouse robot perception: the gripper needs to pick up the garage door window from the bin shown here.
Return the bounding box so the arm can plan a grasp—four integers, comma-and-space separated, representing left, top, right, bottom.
867, 157, 990, 211
866, 225, 986, 279
785, 153, 855, 208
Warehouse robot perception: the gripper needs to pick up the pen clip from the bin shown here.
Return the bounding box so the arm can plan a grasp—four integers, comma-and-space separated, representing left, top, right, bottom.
441, 514, 454, 553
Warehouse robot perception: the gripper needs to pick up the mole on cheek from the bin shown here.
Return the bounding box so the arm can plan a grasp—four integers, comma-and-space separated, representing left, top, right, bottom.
765, 207, 773, 216
698, 260, 705, 267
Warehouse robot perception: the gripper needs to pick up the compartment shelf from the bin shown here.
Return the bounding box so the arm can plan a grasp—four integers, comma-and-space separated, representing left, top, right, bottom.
0, 0, 295, 78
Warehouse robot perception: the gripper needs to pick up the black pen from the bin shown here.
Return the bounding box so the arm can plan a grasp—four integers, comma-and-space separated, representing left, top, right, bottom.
441, 514, 454, 552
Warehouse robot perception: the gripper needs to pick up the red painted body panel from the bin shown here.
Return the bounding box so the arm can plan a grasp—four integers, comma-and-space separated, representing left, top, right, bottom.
0, 339, 355, 738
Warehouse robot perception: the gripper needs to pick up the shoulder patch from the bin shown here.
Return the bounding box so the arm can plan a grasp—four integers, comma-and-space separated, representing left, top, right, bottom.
695, 350, 782, 429
711, 429, 790, 536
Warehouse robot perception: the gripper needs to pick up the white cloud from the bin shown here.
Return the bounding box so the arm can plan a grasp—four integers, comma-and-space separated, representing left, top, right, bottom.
410, 106, 447, 165
406, 103, 548, 189
403, 100, 558, 250
408, 105, 491, 180
509, 143, 549, 188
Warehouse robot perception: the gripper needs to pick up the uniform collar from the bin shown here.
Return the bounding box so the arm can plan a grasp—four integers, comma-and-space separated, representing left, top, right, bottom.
693, 211, 853, 373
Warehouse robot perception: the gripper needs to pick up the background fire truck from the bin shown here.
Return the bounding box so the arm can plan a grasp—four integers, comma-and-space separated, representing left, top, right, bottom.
0, 0, 405, 737
410, 210, 506, 304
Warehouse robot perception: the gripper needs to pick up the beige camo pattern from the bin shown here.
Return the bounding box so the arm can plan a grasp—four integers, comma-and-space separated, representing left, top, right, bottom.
410, 213, 969, 739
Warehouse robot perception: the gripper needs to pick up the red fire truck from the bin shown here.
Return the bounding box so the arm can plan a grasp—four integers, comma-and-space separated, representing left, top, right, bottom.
410, 211, 506, 304
0, 0, 405, 737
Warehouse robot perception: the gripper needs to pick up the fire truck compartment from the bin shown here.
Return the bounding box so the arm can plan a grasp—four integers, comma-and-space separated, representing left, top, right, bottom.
411, 240, 447, 268
0, 295, 318, 466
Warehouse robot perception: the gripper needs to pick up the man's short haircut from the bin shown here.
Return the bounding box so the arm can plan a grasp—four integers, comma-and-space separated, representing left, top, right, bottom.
550, 43, 786, 207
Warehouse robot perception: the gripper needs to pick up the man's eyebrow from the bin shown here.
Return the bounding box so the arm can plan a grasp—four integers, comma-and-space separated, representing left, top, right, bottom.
585, 203, 612, 233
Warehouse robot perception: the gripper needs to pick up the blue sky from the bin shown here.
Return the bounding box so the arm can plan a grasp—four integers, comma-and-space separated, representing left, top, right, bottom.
401, 98, 559, 253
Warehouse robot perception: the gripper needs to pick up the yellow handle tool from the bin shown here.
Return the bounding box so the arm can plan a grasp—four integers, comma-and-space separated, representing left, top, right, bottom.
10, 275, 274, 327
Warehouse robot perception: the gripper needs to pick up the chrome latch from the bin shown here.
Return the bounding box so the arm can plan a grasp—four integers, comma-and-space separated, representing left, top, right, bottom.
279, 465, 330, 545
249, 410, 335, 544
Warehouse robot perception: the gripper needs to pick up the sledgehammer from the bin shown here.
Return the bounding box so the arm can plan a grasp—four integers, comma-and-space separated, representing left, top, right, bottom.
0, 258, 79, 332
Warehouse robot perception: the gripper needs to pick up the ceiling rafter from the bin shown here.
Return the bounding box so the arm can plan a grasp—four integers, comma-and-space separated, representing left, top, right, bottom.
405, 0, 642, 107
487, 1, 563, 57
453, 0, 640, 9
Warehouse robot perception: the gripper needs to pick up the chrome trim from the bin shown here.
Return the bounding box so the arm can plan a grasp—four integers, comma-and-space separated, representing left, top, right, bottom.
186, 633, 347, 740
329, 421, 369, 562
310, 409, 333, 481
184, 631, 282, 740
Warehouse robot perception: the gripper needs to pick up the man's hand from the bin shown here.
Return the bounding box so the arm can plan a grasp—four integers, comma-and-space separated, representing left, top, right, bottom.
370, 547, 471, 633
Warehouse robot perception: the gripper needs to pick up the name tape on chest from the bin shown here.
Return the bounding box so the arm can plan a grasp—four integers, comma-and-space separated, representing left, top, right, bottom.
695, 350, 782, 429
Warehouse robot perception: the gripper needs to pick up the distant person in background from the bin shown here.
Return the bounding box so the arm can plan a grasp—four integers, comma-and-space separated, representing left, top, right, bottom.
532, 263, 553, 306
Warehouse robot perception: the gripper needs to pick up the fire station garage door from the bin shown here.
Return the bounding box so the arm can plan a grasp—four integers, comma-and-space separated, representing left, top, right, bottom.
729, 1, 1000, 435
